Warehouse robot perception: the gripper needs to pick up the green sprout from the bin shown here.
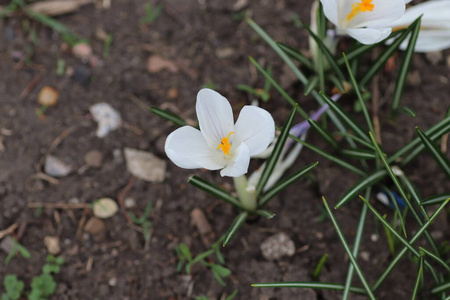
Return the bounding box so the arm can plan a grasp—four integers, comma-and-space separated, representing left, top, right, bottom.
140, 3, 163, 24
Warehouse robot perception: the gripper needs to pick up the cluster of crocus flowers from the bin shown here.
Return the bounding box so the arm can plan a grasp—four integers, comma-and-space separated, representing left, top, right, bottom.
391, 0, 450, 52
165, 89, 275, 178
320, 0, 406, 44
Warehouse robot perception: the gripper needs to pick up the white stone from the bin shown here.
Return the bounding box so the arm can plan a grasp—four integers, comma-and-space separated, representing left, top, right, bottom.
124, 148, 166, 182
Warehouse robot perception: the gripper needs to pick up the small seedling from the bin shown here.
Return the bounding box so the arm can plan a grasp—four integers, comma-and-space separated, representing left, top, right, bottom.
175, 236, 231, 286
140, 3, 163, 24
102, 34, 113, 58
4, 238, 30, 266
129, 202, 153, 242
237, 66, 272, 102
195, 289, 238, 300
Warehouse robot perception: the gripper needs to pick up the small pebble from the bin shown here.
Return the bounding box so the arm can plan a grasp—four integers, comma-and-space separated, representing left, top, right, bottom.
124, 197, 136, 209
44, 236, 61, 255
92, 198, 119, 219
108, 277, 117, 287
0, 236, 14, 254
425, 51, 443, 65
38, 86, 59, 107
84, 217, 105, 235
124, 148, 166, 182
73, 66, 91, 87
167, 88, 179, 99
85, 150, 103, 168
90, 103, 122, 138
260, 232, 295, 260
72, 43, 92, 59
44, 155, 72, 177
370, 234, 379, 242
360, 251, 370, 262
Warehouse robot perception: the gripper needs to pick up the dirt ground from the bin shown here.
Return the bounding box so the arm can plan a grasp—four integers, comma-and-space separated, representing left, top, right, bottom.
1, 0, 450, 299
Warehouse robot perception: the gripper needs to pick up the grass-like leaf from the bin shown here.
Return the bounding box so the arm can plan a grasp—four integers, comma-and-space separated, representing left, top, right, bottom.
359, 20, 420, 87
256, 106, 297, 196
254, 209, 276, 219
416, 127, 450, 178
342, 188, 371, 300
277, 42, 314, 70
322, 197, 376, 299
149, 107, 187, 127
411, 252, 424, 300
302, 21, 346, 85
319, 92, 370, 143
188, 176, 243, 210
342, 53, 375, 135
308, 118, 339, 149
421, 193, 450, 206
259, 162, 318, 207
341, 149, 376, 160
388, 115, 450, 164
335, 169, 386, 208
419, 247, 450, 273
371, 197, 450, 291
223, 211, 248, 247
304, 76, 319, 96
248, 57, 308, 119
252, 282, 366, 294
431, 281, 450, 295
312, 253, 328, 279
288, 133, 366, 177
391, 16, 422, 113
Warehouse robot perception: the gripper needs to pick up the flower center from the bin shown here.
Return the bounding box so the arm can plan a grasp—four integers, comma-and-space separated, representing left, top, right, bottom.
346, 0, 375, 21
217, 131, 234, 155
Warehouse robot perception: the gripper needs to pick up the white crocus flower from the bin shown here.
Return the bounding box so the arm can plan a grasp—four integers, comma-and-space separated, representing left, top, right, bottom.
391, 0, 450, 52
165, 89, 275, 178
320, 0, 406, 44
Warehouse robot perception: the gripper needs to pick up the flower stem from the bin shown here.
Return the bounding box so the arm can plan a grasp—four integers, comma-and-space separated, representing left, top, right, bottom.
233, 175, 257, 212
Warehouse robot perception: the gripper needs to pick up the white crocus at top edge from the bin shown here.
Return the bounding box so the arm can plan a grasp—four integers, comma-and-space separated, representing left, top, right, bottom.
320, 0, 406, 44
164, 89, 275, 178
390, 0, 450, 52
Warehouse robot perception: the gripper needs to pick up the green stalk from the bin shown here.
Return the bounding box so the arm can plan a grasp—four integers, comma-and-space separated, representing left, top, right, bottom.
233, 175, 256, 211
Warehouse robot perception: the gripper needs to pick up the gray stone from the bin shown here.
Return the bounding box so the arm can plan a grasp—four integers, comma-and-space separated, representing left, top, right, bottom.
260, 232, 295, 260
124, 148, 166, 182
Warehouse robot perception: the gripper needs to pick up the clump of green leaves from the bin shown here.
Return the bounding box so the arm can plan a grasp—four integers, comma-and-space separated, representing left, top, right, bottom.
175, 236, 231, 286
2, 255, 64, 300
129, 202, 153, 242
140, 3, 163, 24
1, 275, 24, 300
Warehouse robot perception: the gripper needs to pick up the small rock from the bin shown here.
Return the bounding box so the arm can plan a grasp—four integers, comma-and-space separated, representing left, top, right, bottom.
44, 155, 72, 177
84, 217, 105, 235
72, 43, 92, 59
360, 251, 370, 262
260, 232, 295, 260
0, 236, 14, 254
216, 48, 235, 59
92, 198, 119, 219
147, 55, 178, 73
406, 70, 421, 86
425, 51, 443, 65
89, 102, 122, 138
44, 236, 61, 255
370, 234, 379, 242
38, 86, 59, 106
167, 88, 179, 99
73, 66, 91, 87
124, 148, 166, 182
108, 277, 117, 287
85, 150, 103, 168
124, 197, 136, 209
233, 0, 248, 11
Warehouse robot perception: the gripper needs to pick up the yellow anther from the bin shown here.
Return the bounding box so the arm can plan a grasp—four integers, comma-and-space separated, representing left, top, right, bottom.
346, 0, 375, 21
217, 131, 234, 155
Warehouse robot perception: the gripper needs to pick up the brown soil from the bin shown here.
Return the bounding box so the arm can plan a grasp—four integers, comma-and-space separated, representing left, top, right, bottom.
1, 0, 449, 299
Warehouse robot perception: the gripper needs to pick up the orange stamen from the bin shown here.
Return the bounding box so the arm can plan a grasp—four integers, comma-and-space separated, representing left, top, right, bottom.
217, 131, 234, 155
346, 0, 375, 21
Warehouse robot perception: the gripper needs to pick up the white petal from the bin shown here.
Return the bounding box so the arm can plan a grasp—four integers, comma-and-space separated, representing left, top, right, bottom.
165, 126, 226, 170
338, 0, 404, 29
401, 31, 450, 52
392, 0, 450, 30
320, 0, 339, 25
234, 106, 275, 157
345, 27, 392, 44
220, 143, 250, 177
196, 89, 235, 149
